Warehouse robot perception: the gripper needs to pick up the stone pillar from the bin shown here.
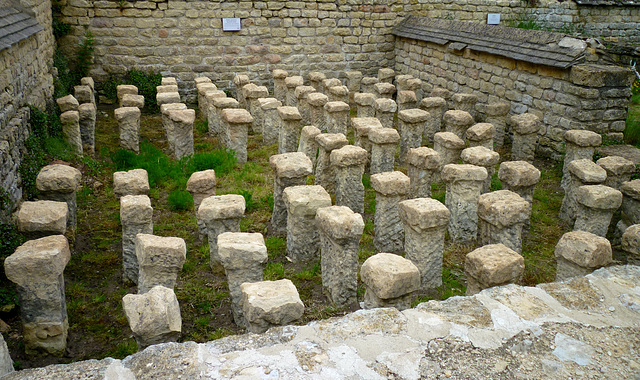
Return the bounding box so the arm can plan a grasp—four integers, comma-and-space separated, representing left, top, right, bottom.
295, 85, 316, 126
617, 180, 640, 236
397, 90, 418, 111
115, 107, 141, 154
478, 190, 531, 253
315, 133, 348, 193
430, 87, 453, 107
560, 159, 607, 224
308, 92, 329, 132
161, 103, 187, 150
187, 170, 217, 235
328, 85, 350, 104
484, 102, 510, 148
316, 206, 364, 308
361, 76, 379, 93
308, 71, 326, 92
352, 117, 382, 167
510, 113, 542, 162
443, 110, 474, 140
270, 152, 313, 235
420, 97, 447, 144
197, 194, 246, 268
197, 83, 218, 116
259, 97, 282, 145
434, 132, 465, 168
283, 185, 332, 264
374, 82, 396, 99
574, 185, 622, 237
554, 230, 612, 281
57, 94, 79, 113
371, 171, 410, 253
36, 164, 81, 231
169, 109, 195, 159
378, 68, 395, 84
218, 232, 268, 327
406, 78, 423, 103
407, 147, 441, 198
375, 98, 397, 130
243, 84, 269, 133
331, 145, 368, 214
16, 201, 68, 240
369, 128, 400, 174
210, 97, 239, 140
277, 106, 303, 154
117, 84, 137, 107
194, 76, 212, 85
157, 85, 179, 94
324, 101, 350, 135
395, 74, 413, 91
452, 93, 478, 120
322, 78, 342, 90
122, 286, 181, 350
597, 156, 635, 190
4, 235, 70, 356
222, 109, 254, 164
360, 253, 420, 310
465, 244, 524, 296
233, 74, 250, 109
354, 92, 376, 118
60, 110, 82, 156
241, 279, 305, 334
120, 195, 153, 284
298, 125, 321, 168
621, 224, 640, 265
113, 168, 149, 198
204, 91, 227, 121
156, 92, 181, 107
461, 146, 500, 193
442, 164, 488, 242
561, 130, 602, 190
398, 109, 430, 163
136, 234, 187, 294
399, 197, 449, 290
78, 103, 96, 155
498, 161, 541, 204
74, 84, 94, 105
345, 71, 362, 104
285, 76, 304, 107
466, 123, 495, 150
273, 69, 288, 103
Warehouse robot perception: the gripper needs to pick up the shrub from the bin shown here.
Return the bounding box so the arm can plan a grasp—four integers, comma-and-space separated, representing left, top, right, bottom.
126, 70, 162, 113
236, 189, 257, 212
53, 48, 72, 98
73, 31, 95, 83
168, 190, 193, 211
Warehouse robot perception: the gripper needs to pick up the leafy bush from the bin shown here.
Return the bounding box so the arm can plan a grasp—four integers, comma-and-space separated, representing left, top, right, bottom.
168, 190, 193, 211
51, 1, 71, 38
73, 32, 95, 84
126, 70, 162, 113
0, 223, 23, 260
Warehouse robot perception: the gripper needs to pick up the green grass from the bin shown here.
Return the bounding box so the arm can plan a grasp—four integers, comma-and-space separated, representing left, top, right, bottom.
625, 93, 640, 146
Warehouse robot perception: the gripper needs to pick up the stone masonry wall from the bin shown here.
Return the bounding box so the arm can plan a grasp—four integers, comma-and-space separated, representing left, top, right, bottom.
0, 0, 55, 214
395, 37, 634, 159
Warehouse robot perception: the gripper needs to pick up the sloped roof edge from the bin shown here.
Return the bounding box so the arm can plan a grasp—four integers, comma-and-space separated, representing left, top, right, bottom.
0, 6, 44, 52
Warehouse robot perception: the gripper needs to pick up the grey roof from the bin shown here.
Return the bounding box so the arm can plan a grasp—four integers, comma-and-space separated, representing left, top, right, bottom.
0, 6, 43, 52
574, 0, 640, 5
392, 16, 586, 69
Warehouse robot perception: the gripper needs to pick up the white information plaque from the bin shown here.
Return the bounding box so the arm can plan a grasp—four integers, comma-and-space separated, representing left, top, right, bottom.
222, 18, 241, 31
487, 14, 500, 25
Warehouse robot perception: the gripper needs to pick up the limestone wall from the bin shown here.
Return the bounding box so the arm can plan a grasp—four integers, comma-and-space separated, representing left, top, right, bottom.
0, 0, 55, 212
395, 37, 634, 158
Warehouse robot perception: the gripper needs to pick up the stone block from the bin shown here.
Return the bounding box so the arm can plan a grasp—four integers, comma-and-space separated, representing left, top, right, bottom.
56, 94, 79, 113
120, 195, 153, 285
113, 168, 149, 198
240, 279, 304, 333
554, 230, 612, 281
16, 200, 68, 238
361, 252, 420, 310
136, 234, 187, 294
621, 224, 640, 265
156, 92, 181, 106
186, 170, 216, 211
443, 110, 474, 139
121, 94, 145, 108
478, 190, 531, 252
115, 106, 141, 153
197, 195, 245, 268
465, 244, 524, 295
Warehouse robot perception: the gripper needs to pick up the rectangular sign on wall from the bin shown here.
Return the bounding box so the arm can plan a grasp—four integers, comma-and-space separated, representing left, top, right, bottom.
222, 18, 241, 31
487, 14, 500, 25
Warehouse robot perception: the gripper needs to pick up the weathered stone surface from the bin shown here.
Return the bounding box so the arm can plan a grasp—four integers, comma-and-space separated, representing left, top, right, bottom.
354, 92, 376, 118
443, 110, 474, 139
399, 197, 449, 290
344, 70, 363, 99
331, 145, 367, 214
36, 164, 81, 230
121, 94, 145, 108
161, 77, 178, 86
478, 190, 531, 253
324, 101, 350, 135
16, 200, 68, 238
117, 85, 138, 103
81, 77, 95, 90
136, 234, 186, 294
378, 68, 395, 83
564, 130, 602, 147
574, 185, 622, 236
4, 235, 70, 356
618, 180, 640, 235
420, 96, 447, 143
398, 108, 429, 162
322, 78, 342, 89
113, 168, 149, 198
484, 102, 511, 148
351, 117, 382, 156
465, 244, 524, 295
56, 94, 79, 113
295, 85, 316, 125
316, 206, 364, 308
407, 147, 441, 198
498, 161, 541, 203
277, 106, 302, 154
285, 76, 304, 107
273, 69, 288, 103
218, 232, 268, 327
78, 102, 96, 154
374, 82, 396, 99
209, 98, 239, 139
298, 125, 321, 167
270, 152, 313, 235
555, 230, 612, 280
327, 85, 349, 103
371, 171, 410, 253
361, 76, 379, 93
369, 127, 400, 175
156, 85, 179, 94
115, 107, 141, 154
74, 85, 93, 105
60, 110, 82, 156
307, 92, 329, 131
156, 92, 181, 106
222, 109, 253, 164
0, 334, 13, 376
560, 159, 608, 223
259, 97, 282, 145
233, 74, 250, 108
621, 224, 640, 265
120, 195, 153, 285
397, 90, 418, 111
561, 130, 602, 190
169, 109, 195, 160
186, 170, 216, 212
434, 132, 465, 169
308, 71, 325, 91
442, 164, 488, 242
510, 113, 541, 162
122, 286, 181, 350
241, 279, 304, 334
283, 185, 331, 264
461, 146, 500, 193
452, 93, 477, 119
375, 98, 397, 130
315, 133, 348, 193
161, 103, 187, 150
465, 123, 495, 150
597, 155, 635, 190
361, 252, 420, 310
197, 194, 245, 268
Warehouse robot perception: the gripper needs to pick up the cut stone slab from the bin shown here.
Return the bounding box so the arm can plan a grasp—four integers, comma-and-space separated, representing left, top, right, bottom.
113, 169, 150, 198
121, 94, 145, 108
555, 230, 612, 281
465, 243, 524, 296
136, 234, 187, 294
361, 252, 420, 310
56, 94, 79, 113
16, 200, 68, 238
241, 279, 305, 334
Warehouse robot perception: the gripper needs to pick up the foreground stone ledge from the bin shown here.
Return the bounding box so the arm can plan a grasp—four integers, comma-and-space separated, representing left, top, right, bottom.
9, 265, 640, 379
